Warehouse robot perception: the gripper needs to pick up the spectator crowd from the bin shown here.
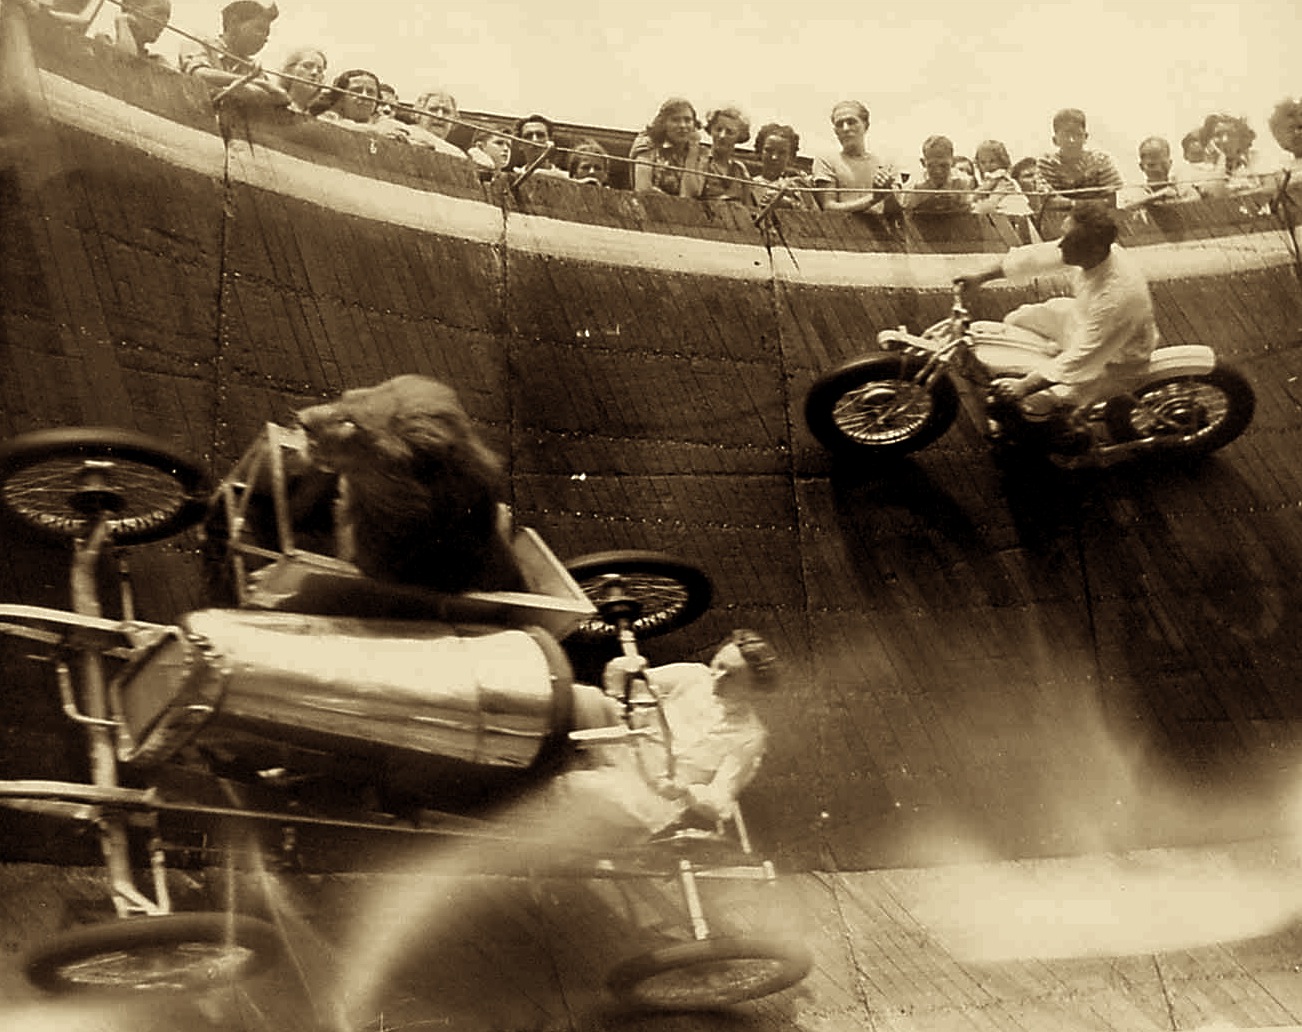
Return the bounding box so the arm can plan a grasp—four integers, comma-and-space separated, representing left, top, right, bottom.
31, 0, 1302, 219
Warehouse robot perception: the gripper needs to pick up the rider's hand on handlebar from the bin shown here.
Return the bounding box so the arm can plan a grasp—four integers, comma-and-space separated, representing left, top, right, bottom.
602, 654, 649, 696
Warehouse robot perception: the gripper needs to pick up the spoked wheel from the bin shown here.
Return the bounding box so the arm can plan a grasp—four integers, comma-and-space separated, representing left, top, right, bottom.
0, 427, 210, 545
805, 354, 959, 458
607, 936, 812, 1010
564, 550, 712, 646
25, 913, 283, 994
1104, 366, 1255, 457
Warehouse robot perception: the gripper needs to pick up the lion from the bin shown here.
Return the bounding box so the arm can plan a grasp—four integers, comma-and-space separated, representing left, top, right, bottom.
295, 374, 525, 594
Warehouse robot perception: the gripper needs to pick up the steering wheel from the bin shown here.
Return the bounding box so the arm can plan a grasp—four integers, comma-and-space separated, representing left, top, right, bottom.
563, 550, 712, 647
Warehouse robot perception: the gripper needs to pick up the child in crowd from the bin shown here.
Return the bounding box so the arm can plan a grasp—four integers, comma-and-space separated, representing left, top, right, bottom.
567, 139, 610, 186
751, 123, 815, 212
1035, 108, 1124, 209
971, 139, 1031, 216
101, 0, 171, 63
899, 135, 972, 214
1119, 136, 1200, 208
178, 0, 290, 107
468, 128, 514, 179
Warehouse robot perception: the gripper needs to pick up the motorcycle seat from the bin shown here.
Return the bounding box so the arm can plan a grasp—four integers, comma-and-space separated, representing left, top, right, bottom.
970, 320, 1063, 356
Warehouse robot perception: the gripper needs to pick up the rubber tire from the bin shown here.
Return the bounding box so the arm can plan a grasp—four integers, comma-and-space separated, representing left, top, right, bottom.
1103, 365, 1255, 456
607, 936, 812, 1010
805, 354, 959, 458
564, 550, 713, 645
24, 912, 283, 994
0, 427, 210, 545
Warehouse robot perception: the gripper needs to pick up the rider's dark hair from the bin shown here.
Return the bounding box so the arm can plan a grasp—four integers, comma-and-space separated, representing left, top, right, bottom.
727, 629, 780, 690
1067, 201, 1118, 248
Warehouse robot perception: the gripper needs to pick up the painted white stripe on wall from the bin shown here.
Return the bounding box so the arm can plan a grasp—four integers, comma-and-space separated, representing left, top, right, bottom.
771, 233, 1296, 289
505, 212, 771, 281
39, 69, 226, 177
226, 139, 503, 246
39, 71, 1298, 288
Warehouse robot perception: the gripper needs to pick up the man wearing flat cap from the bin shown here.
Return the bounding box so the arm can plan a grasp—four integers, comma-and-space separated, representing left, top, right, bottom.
179, 0, 290, 107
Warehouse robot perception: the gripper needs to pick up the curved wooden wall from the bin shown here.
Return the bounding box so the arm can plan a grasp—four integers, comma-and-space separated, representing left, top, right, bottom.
4, 3, 1302, 871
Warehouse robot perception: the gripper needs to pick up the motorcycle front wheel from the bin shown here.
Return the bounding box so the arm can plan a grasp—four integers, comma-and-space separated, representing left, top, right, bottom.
805, 354, 959, 458
1104, 365, 1255, 456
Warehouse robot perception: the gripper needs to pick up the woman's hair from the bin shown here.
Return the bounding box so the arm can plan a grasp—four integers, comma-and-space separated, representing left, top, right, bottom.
309, 68, 380, 117
703, 105, 750, 145
975, 139, 1011, 171
754, 123, 800, 160
415, 89, 457, 113
645, 96, 699, 147
726, 629, 780, 690
1269, 97, 1302, 146
280, 47, 325, 75
830, 100, 870, 125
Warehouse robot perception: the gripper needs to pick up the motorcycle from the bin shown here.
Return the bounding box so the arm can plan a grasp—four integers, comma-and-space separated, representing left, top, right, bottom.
804, 284, 1256, 467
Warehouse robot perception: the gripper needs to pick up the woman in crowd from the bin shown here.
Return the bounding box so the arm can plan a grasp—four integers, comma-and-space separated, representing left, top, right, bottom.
812, 99, 899, 213
750, 123, 815, 211
687, 105, 751, 203
277, 47, 326, 114
311, 68, 408, 141
971, 138, 1031, 215
629, 97, 703, 197
1269, 97, 1302, 176
1199, 113, 1268, 196
405, 89, 468, 156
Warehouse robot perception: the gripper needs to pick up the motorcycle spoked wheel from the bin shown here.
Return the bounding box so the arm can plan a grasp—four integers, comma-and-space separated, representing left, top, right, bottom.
1103, 366, 1255, 456
24, 913, 283, 995
805, 354, 959, 458
606, 935, 812, 1010
0, 427, 210, 546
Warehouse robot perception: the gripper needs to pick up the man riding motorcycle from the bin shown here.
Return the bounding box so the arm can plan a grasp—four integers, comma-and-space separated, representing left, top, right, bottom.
954, 202, 1159, 450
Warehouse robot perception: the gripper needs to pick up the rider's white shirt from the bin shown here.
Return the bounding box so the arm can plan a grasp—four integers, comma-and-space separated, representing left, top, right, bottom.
1001, 241, 1160, 386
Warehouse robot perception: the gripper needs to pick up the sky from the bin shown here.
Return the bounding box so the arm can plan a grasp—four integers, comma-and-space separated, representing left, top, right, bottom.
114, 0, 1300, 172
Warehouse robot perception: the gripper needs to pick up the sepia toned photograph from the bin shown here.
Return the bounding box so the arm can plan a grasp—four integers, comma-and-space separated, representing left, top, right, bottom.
1, 0, 1300, 1028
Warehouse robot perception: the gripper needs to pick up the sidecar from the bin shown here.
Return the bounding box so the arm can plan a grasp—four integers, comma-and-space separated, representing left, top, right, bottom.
0, 424, 806, 1010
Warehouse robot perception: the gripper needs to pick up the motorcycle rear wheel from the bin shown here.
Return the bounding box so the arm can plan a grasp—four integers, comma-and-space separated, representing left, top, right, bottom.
805, 355, 959, 458
1104, 365, 1255, 456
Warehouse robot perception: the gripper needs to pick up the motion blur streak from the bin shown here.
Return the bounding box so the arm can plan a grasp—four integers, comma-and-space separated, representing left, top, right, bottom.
906, 840, 1302, 962
330, 788, 630, 1031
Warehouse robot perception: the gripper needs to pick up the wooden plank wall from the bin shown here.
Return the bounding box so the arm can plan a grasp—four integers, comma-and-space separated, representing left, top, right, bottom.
3, 13, 1302, 887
